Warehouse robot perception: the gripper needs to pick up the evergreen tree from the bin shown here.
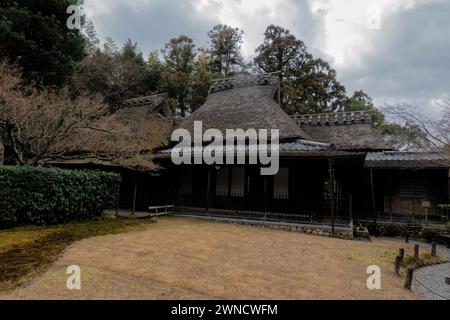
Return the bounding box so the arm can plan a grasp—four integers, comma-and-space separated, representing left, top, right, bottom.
161, 35, 196, 116
190, 49, 213, 111
103, 37, 119, 56
0, 0, 86, 87
255, 25, 347, 114
345, 90, 384, 125
120, 38, 145, 65
207, 24, 244, 76
84, 20, 100, 55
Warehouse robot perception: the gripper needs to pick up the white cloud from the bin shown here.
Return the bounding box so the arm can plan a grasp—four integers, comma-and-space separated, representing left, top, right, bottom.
307, 0, 420, 67
192, 0, 315, 57
83, 0, 450, 114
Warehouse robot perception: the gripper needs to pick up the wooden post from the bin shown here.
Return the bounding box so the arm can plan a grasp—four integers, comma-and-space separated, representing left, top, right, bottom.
405, 233, 409, 243
404, 268, 414, 290
369, 168, 377, 236
131, 177, 138, 216
328, 159, 336, 236
431, 242, 437, 257
395, 256, 402, 275
414, 244, 420, 260
205, 166, 212, 214
399, 248, 405, 260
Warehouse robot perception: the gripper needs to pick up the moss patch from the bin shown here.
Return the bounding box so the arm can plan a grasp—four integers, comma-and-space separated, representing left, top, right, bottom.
0, 218, 154, 292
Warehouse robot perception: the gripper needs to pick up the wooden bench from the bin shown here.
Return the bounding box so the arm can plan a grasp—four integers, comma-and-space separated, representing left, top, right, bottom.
148, 205, 174, 217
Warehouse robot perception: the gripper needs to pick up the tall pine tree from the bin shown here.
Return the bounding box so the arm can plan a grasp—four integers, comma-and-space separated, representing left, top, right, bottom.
0, 0, 86, 87
255, 25, 347, 114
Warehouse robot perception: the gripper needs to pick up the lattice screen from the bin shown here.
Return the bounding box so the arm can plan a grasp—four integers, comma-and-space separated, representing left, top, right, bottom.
399, 180, 427, 198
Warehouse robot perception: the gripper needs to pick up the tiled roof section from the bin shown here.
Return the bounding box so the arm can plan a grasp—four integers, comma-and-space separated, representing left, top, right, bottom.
365, 151, 450, 168
158, 139, 332, 154
122, 94, 166, 108
208, 73, 279, 95
280, 139, 331, 151
291, 111, 373, 126
293, 111, 392, 151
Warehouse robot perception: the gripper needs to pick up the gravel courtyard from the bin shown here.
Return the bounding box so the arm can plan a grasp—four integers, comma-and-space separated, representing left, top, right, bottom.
412, 243, 450, 300
1, 217, 420, 300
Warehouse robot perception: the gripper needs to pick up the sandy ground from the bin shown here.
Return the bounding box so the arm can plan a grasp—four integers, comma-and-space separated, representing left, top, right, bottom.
0, 217, 420, 300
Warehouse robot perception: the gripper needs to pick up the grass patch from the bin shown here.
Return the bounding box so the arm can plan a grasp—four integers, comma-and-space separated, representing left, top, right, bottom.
401, 253, 448, 274
0, 218, 154, 292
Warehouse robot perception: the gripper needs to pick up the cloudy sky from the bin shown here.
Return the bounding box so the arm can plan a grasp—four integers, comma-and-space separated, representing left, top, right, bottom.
84, 0, 450, 115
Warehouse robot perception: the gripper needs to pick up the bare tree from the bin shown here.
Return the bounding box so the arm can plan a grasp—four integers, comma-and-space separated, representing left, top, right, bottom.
75, 52, 147, 112
0, 62, 107, 165
55, 107, 172, 170
0, 62, 172, 169
384, 102, 449, 152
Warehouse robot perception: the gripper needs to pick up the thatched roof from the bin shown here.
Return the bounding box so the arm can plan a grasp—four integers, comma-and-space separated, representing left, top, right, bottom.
178, 74, 311, 141
293, 111, 392, 151
48, 94, 172, 171
365, 151, 450, 169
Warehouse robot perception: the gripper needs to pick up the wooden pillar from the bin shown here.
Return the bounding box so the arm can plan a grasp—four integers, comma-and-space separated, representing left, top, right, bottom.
227, 167, 232, 210
131, 177, 138, 216
370, 168, 378, 235
388, 174, 393, 221
328, 159, 336, 236
115, 172, 122, 217
205, 166, 212, 213
0, 138, 4, 165
263, 176, 268, 219
349, 194, 353, 222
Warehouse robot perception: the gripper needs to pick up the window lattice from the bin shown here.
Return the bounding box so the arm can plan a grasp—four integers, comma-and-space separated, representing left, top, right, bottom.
399, 180, 427, 198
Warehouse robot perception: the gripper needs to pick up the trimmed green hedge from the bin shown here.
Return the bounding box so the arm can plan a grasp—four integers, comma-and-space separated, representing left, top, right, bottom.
0, 166, 120, 228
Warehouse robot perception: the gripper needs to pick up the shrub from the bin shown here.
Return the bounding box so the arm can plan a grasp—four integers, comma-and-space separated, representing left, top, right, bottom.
0, 166, 120, 228
382, 224, 403, 237
421, 228, 441, 241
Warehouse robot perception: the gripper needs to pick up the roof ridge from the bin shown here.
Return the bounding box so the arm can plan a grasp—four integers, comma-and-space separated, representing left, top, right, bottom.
208, 73, 279, 95
291, 110, 373, 126
122, 93, 167, 107
293, 139, 332, 148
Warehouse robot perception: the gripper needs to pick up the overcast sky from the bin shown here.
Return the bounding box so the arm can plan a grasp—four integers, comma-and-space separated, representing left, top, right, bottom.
84, 0, 450, 115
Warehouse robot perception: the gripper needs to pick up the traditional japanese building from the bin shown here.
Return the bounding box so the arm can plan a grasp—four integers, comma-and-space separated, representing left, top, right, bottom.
153, 73, 449, 235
